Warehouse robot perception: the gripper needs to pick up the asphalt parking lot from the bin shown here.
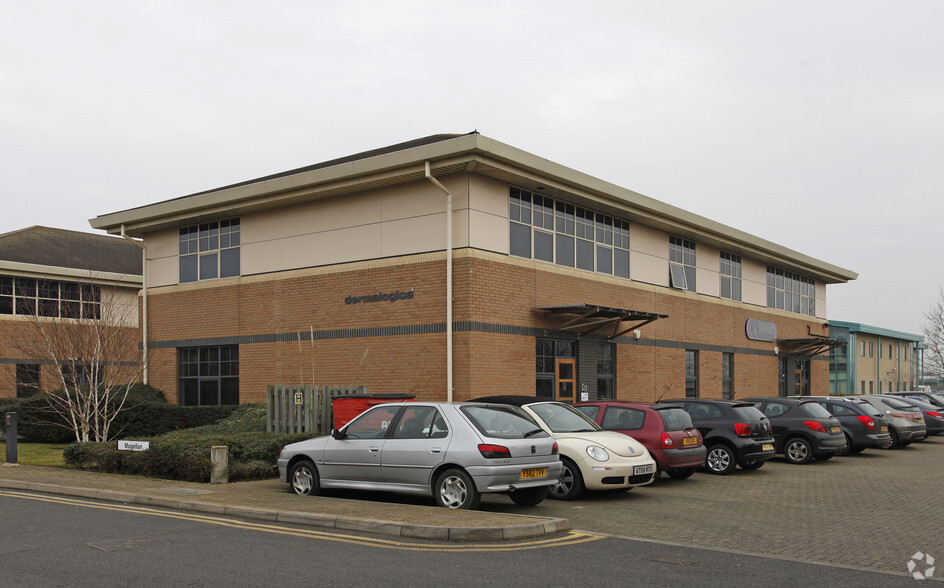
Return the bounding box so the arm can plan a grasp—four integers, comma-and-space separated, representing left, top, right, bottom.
482, 435, 944, 576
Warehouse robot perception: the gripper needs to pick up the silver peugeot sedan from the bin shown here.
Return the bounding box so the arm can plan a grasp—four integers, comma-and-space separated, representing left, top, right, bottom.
278, 401, 562, 509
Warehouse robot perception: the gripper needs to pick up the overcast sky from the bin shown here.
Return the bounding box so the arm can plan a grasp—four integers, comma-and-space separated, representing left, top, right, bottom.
2, 1, 941, 335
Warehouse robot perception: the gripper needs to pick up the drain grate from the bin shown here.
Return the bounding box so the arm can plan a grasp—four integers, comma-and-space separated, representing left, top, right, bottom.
88, 536, 170, 552
646, 555, 696, 566
144, 487, 216, 495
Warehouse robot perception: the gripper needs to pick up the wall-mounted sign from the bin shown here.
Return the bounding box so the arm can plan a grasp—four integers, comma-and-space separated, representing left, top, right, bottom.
745, 319, 778, 342
345, 289, 414, 305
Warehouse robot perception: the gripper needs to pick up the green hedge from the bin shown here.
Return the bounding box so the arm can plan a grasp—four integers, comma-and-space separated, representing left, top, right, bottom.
1, 384, 240, 442
63, 430, 312, 482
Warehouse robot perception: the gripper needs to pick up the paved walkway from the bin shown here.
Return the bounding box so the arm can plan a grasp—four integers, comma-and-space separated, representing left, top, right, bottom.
0, 464, 569, 542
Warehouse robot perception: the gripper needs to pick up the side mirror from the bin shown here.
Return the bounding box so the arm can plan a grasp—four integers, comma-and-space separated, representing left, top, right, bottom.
331, 428, 344, 439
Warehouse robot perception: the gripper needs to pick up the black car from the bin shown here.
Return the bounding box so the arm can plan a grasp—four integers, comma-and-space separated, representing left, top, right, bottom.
659, 399, 775, 475
742, 397, 846, 464
888, 391, 944, 410
802, 396, 891, 454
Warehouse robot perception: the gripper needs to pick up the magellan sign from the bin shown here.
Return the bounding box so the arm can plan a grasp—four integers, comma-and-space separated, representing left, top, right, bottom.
745, 319, 777, 342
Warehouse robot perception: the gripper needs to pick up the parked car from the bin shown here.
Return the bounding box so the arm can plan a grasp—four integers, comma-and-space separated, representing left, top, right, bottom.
800, 396, 891, 454
470, 396, 656, 500
574, 401, 706, 480
877, 395, 944, 436
278, 401, 563, 509
742, 397, 845, 464
853, 395, 927, 448
888, 390, 944, 410
658, 399, 775, 475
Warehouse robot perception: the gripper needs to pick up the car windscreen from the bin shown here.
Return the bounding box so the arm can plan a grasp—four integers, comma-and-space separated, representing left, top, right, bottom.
798, 402, 833, 418
731, 406, 765, 421
529, 402, 603, 433
656, 406, 694, 431
852, 400, 883, 416
931, 393, 944, 405
460, 405, 549, 439
882, 397, 920, 412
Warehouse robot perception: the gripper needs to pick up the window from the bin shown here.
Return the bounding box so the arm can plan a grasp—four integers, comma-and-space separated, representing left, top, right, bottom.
394, 406, 447, 439
720, 252, 741, 301
670, 236, 696, 291
722, 352, 734, 400
0, 275, 100, 319
61, 362, 103, 388
535, 338, 575, 400
766, 266, 815, 316
601, 407, 646, 431
685, 350, 699, 398
179, 218, 240, 283
861, 341, 866, 357
869, 342, 873, 358
597, 343, 615, 400
15, 364, 40, 398
178, 345, 239, 406
509, 188, 630, 278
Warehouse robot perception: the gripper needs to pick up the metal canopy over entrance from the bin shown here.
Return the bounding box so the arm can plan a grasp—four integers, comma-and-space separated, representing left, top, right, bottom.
537, 304, 668, 340
778, 334, 845, 358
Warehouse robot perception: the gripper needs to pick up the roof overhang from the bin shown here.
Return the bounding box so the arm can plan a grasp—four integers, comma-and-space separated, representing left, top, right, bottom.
778, 334, 845, 358
537, 304, 668, 340
90, 132, 857, 284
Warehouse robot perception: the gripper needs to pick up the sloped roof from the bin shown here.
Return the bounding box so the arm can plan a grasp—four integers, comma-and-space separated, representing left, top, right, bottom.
0, 226, 142, 276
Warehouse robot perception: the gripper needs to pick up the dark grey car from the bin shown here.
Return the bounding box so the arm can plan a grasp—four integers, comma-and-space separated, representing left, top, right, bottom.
854, 395, 927, 448
278, 401, 563, 509
803, 396, 891, 454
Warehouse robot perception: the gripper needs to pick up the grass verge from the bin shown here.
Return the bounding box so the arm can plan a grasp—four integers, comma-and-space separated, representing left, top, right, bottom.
0, 442, 68, 467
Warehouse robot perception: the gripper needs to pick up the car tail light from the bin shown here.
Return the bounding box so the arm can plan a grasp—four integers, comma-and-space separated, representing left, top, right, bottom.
478, 444, 511, 458
552, 442, 559, 455
661, 432, 674, 448
856, 415, 876, 430
734, 423, 752, 437
926, 411, 942, 419
804, 420, 827, 433
889, 413, 907, 418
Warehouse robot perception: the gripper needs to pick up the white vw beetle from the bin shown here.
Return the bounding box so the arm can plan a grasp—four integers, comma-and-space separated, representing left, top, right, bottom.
471, 396, 656, 500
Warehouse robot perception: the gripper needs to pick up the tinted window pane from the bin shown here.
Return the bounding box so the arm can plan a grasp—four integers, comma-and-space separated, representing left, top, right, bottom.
614, 249, 629, 278
199, 252, 218, 280
220, 248, 240, 278
180, 255, 198, 283
596, 246, 612, 274
534, 230, 553, 262
555, 234, 574, 267
510, 223, 531, 258
576, 239, 594, 271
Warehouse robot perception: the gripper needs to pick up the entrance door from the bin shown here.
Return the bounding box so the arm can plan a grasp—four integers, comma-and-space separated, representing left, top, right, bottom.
556, 358, 576, 403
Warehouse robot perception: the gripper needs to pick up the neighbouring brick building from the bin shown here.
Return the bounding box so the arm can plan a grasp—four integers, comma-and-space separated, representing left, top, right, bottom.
90, 132, 857, 406
0, 226, 142, 398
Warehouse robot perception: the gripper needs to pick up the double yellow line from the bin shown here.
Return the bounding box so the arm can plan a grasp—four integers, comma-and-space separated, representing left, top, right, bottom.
0, 489, 603, 552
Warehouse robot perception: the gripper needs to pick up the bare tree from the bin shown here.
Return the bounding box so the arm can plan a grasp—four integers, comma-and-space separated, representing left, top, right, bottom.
923, 286, 944, 381
12, 276, 143, 442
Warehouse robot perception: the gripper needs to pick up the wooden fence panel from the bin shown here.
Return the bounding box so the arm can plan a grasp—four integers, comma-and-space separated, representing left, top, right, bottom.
266, 385, 368, 435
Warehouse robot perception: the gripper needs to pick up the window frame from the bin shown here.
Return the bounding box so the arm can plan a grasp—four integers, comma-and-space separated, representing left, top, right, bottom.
179, 218, 240, 284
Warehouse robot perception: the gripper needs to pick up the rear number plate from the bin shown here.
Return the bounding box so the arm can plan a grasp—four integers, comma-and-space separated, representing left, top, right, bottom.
682, 436, 698, 446
762, 443, 774, 452
880, 425, 888, 432
520, 468, 546, 480
831, 426, 841, 433
634, 464, 655, 475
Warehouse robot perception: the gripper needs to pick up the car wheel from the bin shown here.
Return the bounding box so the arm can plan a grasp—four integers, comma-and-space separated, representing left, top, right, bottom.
835, 434, 851, 456
887, 428, 900, 449
434, 468, 480, 510
288, 459, 321, 496
704, 445, 736, 475
549, 457, 585, 500
784, 437, 813, 464
509, 486, 548, 507
666, 468, 695, 479
738, 459, 764, 470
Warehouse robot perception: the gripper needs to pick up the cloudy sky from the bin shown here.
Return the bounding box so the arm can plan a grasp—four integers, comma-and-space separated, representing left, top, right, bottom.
2, 1, 941, 335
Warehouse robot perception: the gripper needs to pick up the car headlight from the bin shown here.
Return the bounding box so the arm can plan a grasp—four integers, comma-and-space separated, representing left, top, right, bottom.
586, 445, 610, 462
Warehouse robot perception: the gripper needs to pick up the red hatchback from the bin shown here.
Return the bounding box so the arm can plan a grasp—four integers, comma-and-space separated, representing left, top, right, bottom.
575, 401, 706, 479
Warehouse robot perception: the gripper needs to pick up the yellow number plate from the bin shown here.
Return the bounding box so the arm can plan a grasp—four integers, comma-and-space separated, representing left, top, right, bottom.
831, 426, 841, 433
520, 468, 547, 480
762, 443, 774, 452
880, 425, 888, 431
682, 436, 698, 446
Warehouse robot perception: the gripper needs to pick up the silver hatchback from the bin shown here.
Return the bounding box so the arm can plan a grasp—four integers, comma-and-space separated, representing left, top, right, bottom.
278, 401, 562, 509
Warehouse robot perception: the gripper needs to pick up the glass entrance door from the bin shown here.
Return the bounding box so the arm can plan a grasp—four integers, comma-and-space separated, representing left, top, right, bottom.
556, 358, 576, 403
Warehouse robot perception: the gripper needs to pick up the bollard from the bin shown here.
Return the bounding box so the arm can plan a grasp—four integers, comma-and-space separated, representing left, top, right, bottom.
5, 413, 17, 465
210, 445, 228, 484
